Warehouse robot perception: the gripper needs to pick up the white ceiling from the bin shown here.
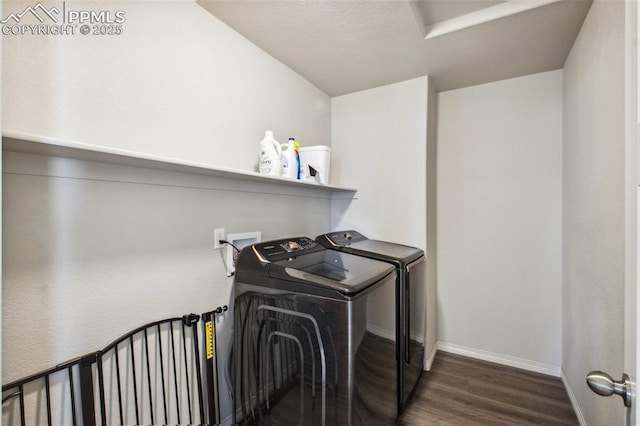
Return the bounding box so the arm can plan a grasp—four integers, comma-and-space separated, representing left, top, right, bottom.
198, 0, 592, 96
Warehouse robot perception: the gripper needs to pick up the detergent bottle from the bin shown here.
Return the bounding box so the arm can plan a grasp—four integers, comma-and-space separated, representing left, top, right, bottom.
259, 131, 282, 176
294, 141, 301, 180
281, 138, 298, 179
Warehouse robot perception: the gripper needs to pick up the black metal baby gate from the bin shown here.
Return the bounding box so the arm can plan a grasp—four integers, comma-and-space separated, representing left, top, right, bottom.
2, 307, 228, 426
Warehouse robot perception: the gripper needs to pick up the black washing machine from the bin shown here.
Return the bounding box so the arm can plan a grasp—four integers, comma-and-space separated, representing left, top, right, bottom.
233, 236, 398, 425
316, 230, 426, 415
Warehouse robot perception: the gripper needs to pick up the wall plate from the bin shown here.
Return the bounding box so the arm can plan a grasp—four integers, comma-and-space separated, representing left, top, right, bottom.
225, 231, 262, 277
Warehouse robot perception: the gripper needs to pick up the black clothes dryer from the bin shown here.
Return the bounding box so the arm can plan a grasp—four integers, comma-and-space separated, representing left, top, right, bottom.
316, 230, 426, 415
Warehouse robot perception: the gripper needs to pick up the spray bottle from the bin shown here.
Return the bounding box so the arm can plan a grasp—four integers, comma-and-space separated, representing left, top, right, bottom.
294, 141, 301, 180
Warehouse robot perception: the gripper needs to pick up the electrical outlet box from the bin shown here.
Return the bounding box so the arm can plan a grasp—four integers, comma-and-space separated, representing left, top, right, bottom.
225, 231, 261, 276
214, 228, 225, 249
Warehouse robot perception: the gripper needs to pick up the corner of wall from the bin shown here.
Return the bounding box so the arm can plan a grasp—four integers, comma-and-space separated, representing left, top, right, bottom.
561, 1, 626, 425
426, 75, 439, 367
561, 369, 587, 426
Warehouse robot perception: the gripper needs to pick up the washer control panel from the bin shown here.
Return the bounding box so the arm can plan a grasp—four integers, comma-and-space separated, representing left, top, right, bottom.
324, 230, 367, 246
254, 237, 322, 262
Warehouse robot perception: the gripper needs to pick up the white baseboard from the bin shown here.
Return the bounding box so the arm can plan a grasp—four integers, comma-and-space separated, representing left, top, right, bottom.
366, 324, 425, 344
367, 324, 396, 341
424, 341, 438, 371
437, 341, 561, 377
561, 369, 587, 426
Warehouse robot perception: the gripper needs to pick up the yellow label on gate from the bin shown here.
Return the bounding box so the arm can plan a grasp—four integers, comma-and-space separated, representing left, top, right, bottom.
205, 321, 214, 359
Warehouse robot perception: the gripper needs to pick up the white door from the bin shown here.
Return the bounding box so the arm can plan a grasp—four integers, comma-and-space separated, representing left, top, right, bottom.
631, 0, 639, 423
629, 0, 639, 423
587, 1, 638, 423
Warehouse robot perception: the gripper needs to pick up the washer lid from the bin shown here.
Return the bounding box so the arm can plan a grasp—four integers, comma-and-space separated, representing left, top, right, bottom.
317, 230, 424, 264
346, 240, 423, 263
270, 249, 395, 295
236, 237, 396, 296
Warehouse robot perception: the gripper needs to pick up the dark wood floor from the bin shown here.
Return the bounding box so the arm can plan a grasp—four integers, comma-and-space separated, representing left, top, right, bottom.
247, 349, 579, 425
398, 351, 579, 425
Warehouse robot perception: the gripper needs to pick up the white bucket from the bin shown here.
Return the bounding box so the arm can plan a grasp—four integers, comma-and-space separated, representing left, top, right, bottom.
298, 145, 331, 185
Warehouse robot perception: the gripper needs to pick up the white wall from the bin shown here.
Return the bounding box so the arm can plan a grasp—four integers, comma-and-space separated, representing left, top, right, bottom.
3, 152, 333, 422
2, 0, 331, 171
562, 1, 625, 424
437, 70, 563, 374
331, 76, 436, 363
2, 1, 332, 422
331, 77, 427, 250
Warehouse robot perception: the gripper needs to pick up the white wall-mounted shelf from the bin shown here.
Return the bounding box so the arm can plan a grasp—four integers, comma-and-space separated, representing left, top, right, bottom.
2, 131, 357, 195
